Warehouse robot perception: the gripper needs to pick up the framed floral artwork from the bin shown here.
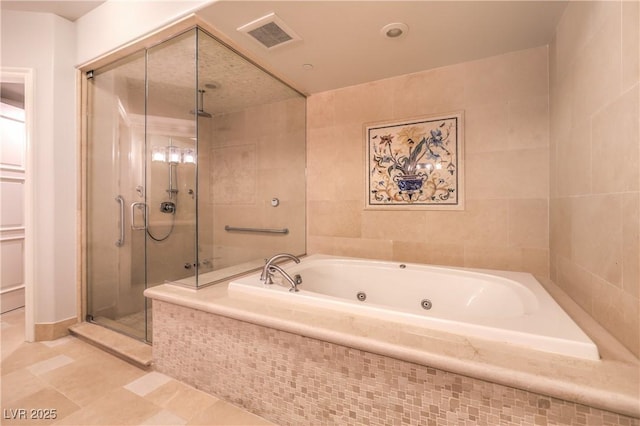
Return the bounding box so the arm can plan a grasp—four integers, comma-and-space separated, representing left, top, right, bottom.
365, 112, 464, 210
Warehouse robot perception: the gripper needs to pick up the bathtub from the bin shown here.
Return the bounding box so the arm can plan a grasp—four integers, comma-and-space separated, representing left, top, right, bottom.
228, 254, 600, 360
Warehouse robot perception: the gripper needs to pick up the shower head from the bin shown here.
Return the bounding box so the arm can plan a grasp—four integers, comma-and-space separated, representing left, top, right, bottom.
191, 89, 212, 118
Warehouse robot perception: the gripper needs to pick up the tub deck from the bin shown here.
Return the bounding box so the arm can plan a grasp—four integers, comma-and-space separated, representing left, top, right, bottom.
145, 275, 639, 419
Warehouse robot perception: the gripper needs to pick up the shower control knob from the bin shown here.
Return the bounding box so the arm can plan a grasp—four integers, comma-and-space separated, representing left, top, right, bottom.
184, 263, 192, 269
160, 201, 176, 214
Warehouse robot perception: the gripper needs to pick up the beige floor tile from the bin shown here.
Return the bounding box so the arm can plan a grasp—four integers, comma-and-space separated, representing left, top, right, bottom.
40, 336, 75, 348
1, 343, 59, 376
53, 388, 160, 425
1, 333, 27, 361
49, 337, 108, 361
1, 369, 49, 406
143, 380, 189, 407
37, 367, 112, 407
186, 400, 276, 426
2, 387, 81, 425
161, 382, 220, 421
1, 321, 25, 339
68, 345, 146, 380
1, 310, 274, 426
39, 355, 146, 407
1, 309, 26, 326
124, 371, 172, 397
139, 409, 187, 425
28, 355, 74, 376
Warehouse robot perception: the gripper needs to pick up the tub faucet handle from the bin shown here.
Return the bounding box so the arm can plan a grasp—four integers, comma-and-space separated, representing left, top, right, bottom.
267, 264, 302, 292
260, 253, 300, 282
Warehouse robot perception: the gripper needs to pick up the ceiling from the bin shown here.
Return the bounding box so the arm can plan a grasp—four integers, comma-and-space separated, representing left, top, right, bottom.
196, 1, 568, 94
1, 0, 105, 21
1, 1, 568, 94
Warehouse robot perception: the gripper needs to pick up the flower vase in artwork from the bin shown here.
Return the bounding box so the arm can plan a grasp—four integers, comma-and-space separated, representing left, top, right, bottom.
393, 174, 425, 193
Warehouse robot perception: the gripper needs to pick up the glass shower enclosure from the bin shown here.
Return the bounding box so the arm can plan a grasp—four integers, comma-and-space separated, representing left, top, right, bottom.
84, 28, 306, 342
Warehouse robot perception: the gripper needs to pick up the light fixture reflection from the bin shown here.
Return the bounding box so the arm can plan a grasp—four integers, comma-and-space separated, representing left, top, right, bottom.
152, 146, 167, 162
151, 145, 196, 164
182, 148, 196, 164
168, 146, 181, 164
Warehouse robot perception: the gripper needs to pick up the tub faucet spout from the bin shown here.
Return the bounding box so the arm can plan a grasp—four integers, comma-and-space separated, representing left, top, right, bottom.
266, 264, 302, 292
261, 253, 300, 281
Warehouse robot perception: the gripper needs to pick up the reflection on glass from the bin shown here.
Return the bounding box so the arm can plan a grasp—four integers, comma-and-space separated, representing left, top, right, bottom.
182, 148, 196, 164
151, 146, 166, 162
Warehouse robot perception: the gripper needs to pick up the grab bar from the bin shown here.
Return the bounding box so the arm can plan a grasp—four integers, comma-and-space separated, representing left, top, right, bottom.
131, 202, 147, 230
115, 196, 125, 247
224, 225, 289, 235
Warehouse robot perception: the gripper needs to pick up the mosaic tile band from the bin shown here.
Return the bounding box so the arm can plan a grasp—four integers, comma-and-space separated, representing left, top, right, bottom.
153, 301, 639, 426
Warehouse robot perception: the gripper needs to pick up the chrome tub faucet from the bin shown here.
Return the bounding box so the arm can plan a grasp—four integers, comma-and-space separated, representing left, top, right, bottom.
261, 253, 302, 292
266, 264, 303, 292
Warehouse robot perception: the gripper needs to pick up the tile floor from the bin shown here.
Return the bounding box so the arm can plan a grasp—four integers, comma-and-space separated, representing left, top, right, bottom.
1, 308, 275, 425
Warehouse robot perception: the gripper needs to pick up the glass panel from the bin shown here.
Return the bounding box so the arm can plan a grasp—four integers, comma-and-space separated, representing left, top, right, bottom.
86, 26, 306, 342
145, 30, 199, 324
196, 29, 306, 287
86, 51, 147, 340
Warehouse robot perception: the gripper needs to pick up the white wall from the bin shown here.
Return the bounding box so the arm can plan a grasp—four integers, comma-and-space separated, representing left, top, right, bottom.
1, 11, 77, 324
75, 0, 212, 66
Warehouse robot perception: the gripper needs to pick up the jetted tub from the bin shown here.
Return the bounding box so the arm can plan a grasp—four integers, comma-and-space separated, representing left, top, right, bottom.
228, 254, 600, 360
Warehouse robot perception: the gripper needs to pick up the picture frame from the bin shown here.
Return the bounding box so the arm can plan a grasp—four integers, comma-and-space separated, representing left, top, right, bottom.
364, 111, 464, 210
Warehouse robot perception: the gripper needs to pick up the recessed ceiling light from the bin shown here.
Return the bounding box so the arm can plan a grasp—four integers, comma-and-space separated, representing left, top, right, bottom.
381, 23, 409, 39
302, 64, 314, 70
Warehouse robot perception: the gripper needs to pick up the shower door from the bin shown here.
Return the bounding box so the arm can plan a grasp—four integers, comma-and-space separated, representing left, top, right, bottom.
86, 31, 199, 342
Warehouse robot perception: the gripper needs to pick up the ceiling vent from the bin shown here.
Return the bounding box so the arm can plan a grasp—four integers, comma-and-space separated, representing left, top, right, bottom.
237, 13, 301, 50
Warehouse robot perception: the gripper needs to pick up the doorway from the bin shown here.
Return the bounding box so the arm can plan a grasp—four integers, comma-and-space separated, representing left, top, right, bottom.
0, 80, 25, 314
1, 68, 34, 342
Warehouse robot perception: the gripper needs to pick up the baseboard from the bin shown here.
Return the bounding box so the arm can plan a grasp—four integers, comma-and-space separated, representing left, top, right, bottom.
34, 316, 78, 341
1, 286, 25, 314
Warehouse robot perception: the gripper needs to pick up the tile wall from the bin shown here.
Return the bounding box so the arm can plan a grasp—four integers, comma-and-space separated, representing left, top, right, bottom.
153, 301, 639, 426
206, 97, 306, 270
307, 46, 550, 277
549, 1, 640, 357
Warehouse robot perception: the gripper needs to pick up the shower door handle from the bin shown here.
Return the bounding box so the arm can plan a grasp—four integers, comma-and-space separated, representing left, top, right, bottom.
131, 202, 148, 231
115, 196, 125, 246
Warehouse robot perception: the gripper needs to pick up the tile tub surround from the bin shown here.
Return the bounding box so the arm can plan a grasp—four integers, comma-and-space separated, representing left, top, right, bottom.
549, 0, 640, 358
145, 282, 640, 424
307, 46, 551, 279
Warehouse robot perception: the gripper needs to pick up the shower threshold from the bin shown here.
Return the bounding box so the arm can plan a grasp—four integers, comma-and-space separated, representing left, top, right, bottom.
69, 322, 153, 369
